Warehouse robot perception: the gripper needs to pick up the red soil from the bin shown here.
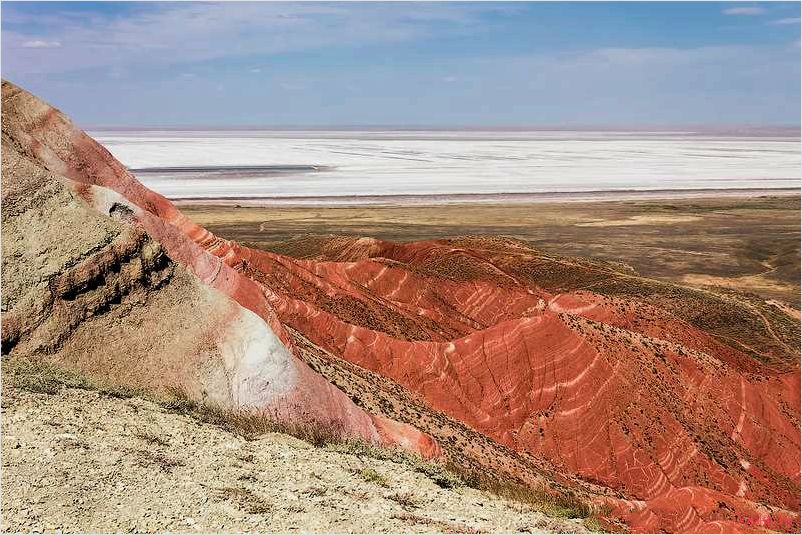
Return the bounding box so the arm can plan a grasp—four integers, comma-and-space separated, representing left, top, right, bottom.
5, 81, 798, 532
235, 240, 801, 533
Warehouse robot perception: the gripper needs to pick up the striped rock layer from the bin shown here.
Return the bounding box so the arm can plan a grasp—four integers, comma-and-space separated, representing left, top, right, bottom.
1, 80, 437, 457
2, 81, 799, 533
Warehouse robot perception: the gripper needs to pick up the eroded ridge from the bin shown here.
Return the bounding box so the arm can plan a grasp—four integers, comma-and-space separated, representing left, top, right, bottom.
2, 80, 799, 533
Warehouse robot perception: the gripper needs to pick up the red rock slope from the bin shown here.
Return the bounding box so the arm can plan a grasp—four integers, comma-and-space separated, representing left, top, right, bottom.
1, 80, 437, 458
3, 81, 799, 533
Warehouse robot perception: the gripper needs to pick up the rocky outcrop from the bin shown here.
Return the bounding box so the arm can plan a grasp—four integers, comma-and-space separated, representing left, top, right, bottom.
1, 81, 434, 456
2, 81, 799, 533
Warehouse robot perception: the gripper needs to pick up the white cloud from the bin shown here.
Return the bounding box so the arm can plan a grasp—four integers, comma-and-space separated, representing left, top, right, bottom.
21, 40, 61, 48
250, 68, 262, 74
2, 2, 515, 77
771, 17, 801, 25
722, 7, 766, 16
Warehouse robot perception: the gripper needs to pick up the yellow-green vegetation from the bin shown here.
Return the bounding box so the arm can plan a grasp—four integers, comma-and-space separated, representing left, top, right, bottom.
327, 439, 463, 489
458, 470, 591, 519
358, 467, 390, 487
3, 356, 143, 399
158, 385, 349, 446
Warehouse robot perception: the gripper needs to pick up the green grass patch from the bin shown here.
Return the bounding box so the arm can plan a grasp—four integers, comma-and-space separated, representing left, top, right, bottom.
4, 357, 142, 398
447, 464, 594, 521
359, 467, 389, 487
327, 439, 462, 489
159, 385, 349, 445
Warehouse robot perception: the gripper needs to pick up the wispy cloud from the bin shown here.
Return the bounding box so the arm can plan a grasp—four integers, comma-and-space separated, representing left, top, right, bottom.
2, 2, 515, 77
3, 2, 797, 126
723, 7, 766, 16
771, 17, 801, 25
21, 40, 61, 49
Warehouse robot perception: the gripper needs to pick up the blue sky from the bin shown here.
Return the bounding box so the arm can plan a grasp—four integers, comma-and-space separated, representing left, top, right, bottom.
2, 1, 800, 127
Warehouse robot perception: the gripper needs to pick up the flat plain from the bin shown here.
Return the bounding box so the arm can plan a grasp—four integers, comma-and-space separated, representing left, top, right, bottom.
182, 194, 801, 305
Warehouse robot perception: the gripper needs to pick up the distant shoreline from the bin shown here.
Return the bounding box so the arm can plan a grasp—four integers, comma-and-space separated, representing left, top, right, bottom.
93, 126, 801, 137
172, 187, 800, 207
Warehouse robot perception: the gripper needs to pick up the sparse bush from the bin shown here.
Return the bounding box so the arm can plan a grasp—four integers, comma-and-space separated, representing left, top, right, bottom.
159, 386, 348, 445
444, 464, 593, 521
414, 460, 462, 489
583, 515, 607, 532
392, 512, 438, 527
391, 512, 482, 534
236, 452, 255, 463
387, 490, 419, 508
133, 449, 185, 472
214, 486, 271, 514
159, 386, 198, 413
5, 357, 93, 394
359, 467, 389, 487
134, 430, 169, 447
98, 384, 143, 399
301, 486, 326, 497
5, 357, 143, 398
284, 504, 306, 514
327, 439, 463, 489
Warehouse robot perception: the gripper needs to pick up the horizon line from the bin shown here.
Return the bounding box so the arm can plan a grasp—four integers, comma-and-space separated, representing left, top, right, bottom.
86, 124, 802, 133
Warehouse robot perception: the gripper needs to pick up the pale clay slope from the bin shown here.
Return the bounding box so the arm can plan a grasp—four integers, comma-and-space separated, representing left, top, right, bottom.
1, 384, 588, 534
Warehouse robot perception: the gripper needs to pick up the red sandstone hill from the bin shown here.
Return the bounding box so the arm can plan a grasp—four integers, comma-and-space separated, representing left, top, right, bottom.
2, 81, 799, 533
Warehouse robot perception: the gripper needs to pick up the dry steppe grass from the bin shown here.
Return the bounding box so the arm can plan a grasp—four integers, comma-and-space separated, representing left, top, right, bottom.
2, 356, 604, 532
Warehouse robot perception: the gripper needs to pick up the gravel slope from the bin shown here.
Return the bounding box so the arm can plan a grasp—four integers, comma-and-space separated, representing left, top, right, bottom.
1, 382, 589, 534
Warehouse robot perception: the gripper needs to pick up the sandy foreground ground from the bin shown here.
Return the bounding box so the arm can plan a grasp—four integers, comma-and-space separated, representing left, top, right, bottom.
1, 382, 589, 534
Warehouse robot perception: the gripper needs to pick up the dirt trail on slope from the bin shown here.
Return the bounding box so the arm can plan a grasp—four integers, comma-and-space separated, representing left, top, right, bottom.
1, 382, 590, 534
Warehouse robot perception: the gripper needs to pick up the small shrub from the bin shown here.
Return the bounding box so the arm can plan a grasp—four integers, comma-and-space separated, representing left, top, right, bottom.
391, 513, 483, 534
392, 512, 437, 526
236, 452, 255, 463
347, 489, 371, 501
583, 516, 607, 532
327, 440, 463, 489
445, 463, 593, 520
284, 504, 306, 514
414, 461, 463, 489
5, 357, 142, 399
134, 430, 169, 447
301, 486, 326, 497
387, 490, 419, 508
99, 384, 143, 399
159, 386, 198, 413
159, 387, 348, 445
359, 467, 389, 487
214, 487, 271, 514
133, 450, 185, 472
